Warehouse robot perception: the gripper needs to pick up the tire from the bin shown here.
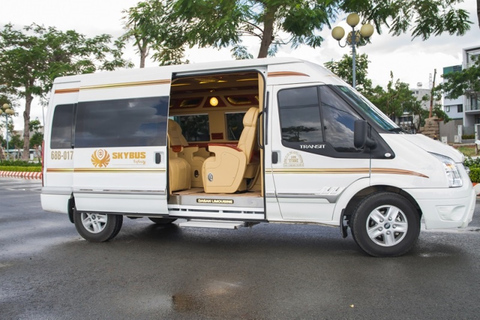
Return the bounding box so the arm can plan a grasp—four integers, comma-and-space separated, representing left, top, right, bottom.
149, 217, 177, 225
350, 192, 420, 257
74, 210, 123, 242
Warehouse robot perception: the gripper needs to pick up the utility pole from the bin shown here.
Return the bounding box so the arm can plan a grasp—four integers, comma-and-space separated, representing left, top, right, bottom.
429, 69, 437, 118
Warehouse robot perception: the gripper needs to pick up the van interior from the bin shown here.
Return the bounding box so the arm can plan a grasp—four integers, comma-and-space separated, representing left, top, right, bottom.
167, 71, 264, 210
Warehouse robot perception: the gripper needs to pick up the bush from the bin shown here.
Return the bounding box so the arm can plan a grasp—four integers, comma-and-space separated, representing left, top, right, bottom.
0, 160, 40, 167
469, 168, 480, 183
0, 160, 41, 172
0, 166, 41, 172
464, 157, 480, 169
462, 134, 475, 140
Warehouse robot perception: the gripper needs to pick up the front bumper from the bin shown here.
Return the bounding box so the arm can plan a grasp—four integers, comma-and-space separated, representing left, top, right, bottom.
408, 188, 476, 230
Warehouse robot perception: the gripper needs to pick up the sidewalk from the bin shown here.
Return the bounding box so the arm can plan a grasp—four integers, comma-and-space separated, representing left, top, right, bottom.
0, 171, 42, 180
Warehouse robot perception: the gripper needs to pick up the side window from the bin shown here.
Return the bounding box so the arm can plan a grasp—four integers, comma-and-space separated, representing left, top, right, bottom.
173, 114, 210, 141
278, 87, 323, 144
277, 85, 363, 156
51, 104, 75, 149
320, 86, 361, 152
226, 112, 245, 140
75, 96, 168, 148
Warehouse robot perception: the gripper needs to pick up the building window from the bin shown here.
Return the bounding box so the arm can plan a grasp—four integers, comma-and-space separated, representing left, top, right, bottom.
457, 104, 463, 113
445, 106, 450, 112
471, 97, 479, 111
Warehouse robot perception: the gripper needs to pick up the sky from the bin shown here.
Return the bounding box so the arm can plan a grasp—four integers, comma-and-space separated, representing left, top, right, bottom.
1, 0, 479, 130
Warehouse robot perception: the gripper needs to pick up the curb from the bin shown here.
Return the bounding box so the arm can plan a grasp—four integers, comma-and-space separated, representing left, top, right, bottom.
0, 171, 42, 180
474, 183, 480, 196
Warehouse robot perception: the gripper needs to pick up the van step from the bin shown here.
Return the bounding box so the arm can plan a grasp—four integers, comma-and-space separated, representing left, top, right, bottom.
178, 219, 247, 229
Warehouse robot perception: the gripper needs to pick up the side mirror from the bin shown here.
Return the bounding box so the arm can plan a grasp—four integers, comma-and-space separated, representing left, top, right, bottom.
354, 120, 377, 149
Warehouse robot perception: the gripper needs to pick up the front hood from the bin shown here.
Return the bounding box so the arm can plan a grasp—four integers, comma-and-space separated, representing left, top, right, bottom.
401, 134, 464, 162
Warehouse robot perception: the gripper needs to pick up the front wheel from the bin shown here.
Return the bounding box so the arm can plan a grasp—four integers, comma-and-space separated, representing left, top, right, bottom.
350, 192, 420, 257
74, 210, 123, 242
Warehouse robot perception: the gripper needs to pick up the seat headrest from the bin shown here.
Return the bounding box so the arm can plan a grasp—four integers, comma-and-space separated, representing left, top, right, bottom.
243, 107, 258, 127
168, 119, 189, 146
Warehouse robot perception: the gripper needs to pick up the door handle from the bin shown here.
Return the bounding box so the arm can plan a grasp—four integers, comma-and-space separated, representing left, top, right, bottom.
155, 152, 161, 164
272, 151, 279, 164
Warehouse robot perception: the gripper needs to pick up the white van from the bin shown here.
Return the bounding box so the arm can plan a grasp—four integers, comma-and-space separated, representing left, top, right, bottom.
41, 58, 475, 257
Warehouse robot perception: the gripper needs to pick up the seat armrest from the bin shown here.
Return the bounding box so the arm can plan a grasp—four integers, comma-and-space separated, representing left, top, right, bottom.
208, 143, 242, 153
179, 145, 200, 159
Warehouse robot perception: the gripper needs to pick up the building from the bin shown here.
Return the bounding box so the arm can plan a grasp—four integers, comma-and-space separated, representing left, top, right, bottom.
443, 65, 463, 120
411, 85, 433, 111
462, 46, 480, 129
438, 46, 480, 142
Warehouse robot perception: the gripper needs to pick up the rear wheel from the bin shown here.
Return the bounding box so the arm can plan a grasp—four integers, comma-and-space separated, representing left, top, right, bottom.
351, 192, 420, 257
74, 210, 123, 242
149, 217, 176, 225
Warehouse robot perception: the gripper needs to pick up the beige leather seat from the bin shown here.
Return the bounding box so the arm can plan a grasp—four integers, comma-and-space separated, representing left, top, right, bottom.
167, 120, 191, 192
202, 107, 259, 193
168, 119, 206, 188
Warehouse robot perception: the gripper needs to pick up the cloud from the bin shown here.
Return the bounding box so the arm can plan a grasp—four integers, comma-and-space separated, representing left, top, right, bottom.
2, 0, 480, 130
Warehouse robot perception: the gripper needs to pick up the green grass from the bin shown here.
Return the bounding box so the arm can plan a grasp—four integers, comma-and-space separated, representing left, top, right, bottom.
457, 146, 477, 158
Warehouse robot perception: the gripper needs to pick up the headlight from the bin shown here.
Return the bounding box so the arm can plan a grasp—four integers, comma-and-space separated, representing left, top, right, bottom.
431, 153, 463, 188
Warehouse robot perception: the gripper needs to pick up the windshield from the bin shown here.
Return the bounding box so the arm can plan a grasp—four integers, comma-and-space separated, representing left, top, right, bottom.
334, 85, 399, 131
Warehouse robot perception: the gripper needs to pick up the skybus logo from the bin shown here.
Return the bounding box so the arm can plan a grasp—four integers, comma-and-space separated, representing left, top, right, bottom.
91, 149, 111, 168
91, 149, 147, 167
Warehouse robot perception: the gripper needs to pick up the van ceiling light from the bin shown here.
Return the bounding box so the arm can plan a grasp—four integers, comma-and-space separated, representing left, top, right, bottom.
237, 78, 258, 82
171, 83, 190, 87
227, 96, 251, 105
198, 78, 227, 84
180, 98, 203, 108
210, 97, 219, 107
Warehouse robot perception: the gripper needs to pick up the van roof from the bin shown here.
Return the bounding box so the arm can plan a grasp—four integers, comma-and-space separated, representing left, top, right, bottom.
53, 57, 347, 87
54, 57, 300, 82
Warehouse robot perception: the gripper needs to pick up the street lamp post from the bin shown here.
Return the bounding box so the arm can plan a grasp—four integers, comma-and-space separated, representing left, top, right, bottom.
0, 103, 14, 160
331, 13, 374, 88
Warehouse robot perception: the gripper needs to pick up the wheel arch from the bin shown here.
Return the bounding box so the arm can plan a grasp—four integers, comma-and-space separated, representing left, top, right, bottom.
339, 185, 422, 225
333, 179, 423, 226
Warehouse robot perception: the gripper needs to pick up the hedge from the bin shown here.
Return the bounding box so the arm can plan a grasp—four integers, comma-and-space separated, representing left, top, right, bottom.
469, 168, 480, 184
0, 166, 42, 172
0, 160, 41, 166
0, 160, 41, 173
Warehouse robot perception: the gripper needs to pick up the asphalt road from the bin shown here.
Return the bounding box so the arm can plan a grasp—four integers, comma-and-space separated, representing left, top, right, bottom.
1, 177, 480, 320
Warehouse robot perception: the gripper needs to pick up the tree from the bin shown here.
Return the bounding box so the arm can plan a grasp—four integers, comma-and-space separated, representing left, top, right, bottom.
0, 23, 133, 160
365, 73, 448, 131
9, 133, 23, 159
436, 55, 480, 103
122, 0, 188, 67
324, 53, 373, 92
28, 119, 43, 149
166, 0, 472, 59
